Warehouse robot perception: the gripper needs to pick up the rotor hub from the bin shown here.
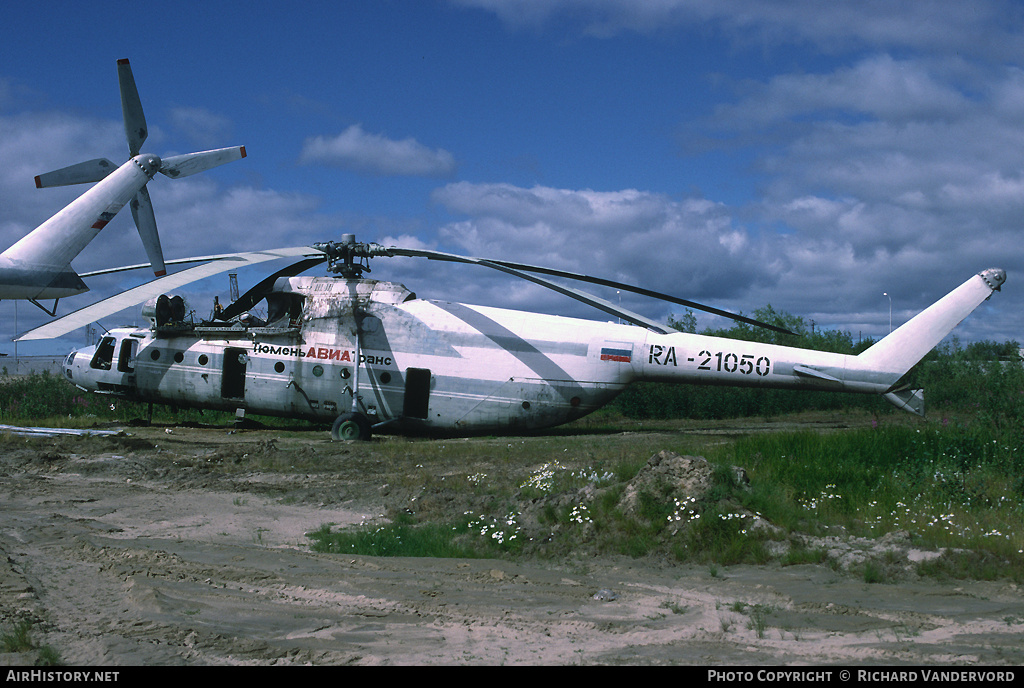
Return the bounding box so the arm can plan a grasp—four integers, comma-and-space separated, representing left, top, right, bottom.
314, 236, 391, 278
133, 153, 162, 177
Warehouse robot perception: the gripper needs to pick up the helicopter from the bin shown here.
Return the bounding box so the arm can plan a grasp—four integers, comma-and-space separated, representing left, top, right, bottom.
23, 233, 1005, 441
0, 59, 246, 315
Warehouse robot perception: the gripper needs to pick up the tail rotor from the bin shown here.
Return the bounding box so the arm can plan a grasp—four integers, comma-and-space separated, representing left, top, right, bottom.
34, 59, 246, 277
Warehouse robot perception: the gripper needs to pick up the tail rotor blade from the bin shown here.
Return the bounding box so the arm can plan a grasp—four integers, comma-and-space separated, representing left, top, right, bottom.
117, 59, 148, 157
129, 186, 167, 277
158, 146, 247, 179
34, 158, 117, 188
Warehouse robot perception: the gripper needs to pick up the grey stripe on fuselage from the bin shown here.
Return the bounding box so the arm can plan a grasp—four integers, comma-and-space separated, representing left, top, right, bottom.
433, 301, 586, 399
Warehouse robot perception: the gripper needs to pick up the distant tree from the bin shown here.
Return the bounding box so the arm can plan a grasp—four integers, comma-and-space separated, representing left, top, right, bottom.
667, 309, 697, 334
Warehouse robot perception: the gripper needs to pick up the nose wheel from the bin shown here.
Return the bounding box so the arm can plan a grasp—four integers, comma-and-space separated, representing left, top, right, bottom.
331, 412, 372, 442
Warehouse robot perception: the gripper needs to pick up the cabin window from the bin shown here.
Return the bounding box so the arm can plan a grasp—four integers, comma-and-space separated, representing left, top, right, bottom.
117, 339, 138, 373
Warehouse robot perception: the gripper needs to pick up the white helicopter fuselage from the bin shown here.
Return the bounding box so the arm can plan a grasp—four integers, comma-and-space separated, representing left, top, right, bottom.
61, 268, 1004, 435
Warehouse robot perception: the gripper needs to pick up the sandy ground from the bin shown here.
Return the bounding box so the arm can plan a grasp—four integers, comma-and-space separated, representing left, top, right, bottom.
1, 422, 1023, 666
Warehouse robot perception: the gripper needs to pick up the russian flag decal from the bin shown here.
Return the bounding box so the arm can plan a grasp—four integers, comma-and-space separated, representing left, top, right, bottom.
600, 344, 632, 363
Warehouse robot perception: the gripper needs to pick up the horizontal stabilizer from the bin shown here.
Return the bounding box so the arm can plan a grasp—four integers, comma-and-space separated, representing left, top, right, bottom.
884, 388, 925, 416
793, 364, 841, 384
35, 158, 117, 188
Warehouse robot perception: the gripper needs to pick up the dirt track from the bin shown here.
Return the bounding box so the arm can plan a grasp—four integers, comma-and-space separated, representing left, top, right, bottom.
1, 422, 1023, 666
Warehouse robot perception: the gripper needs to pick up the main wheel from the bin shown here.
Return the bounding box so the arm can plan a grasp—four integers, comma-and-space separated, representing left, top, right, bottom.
331, 412, 372, 441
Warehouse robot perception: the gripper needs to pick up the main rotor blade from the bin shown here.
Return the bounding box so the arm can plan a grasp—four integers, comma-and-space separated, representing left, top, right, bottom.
476, 258, 672, 333
387, 247, 798, 335
158, 146, 247, 179
117, 59, 147, 157
34, 158, 117, 188
129, 185, 166, 277
15, 246, 326, 342
77, 246, 326, 278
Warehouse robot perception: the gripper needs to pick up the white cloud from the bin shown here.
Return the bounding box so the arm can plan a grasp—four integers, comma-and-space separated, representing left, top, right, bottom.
169, 106, 234, 150
299, 124, 457, 178
715, 56, 968, 129
426, 181, 776, 322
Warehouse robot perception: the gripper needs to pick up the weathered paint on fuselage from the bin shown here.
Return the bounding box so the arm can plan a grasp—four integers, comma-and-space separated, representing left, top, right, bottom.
61, 278, 890, 435
63, 278, 641, 434
63, 269, 1000, 436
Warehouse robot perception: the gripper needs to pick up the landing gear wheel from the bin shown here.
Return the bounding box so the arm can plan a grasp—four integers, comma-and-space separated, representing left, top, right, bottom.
331, 412, 372, 442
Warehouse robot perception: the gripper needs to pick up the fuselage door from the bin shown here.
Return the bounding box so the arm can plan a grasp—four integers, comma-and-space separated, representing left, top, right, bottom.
403, 367, 431, 419
222, 347, 248, 399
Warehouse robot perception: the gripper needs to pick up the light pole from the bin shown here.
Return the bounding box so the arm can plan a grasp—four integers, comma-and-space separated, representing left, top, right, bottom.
883, 292, 892, 334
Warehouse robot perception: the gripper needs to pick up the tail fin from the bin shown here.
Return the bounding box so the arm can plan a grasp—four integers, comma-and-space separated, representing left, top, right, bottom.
856, 268, 1005, 382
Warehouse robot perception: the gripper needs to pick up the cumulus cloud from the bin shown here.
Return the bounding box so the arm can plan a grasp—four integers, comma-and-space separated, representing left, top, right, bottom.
299, 124, 457, 178
422, 181, 779, 322
0, 112, 125, 243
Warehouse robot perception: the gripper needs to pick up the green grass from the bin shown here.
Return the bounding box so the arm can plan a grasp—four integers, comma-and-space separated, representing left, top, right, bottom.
1, 620, 61, 666
308, 417, 1024, 582
308, 513, 521, 558
0, 620, 34, 653
706, 423, 1024, 552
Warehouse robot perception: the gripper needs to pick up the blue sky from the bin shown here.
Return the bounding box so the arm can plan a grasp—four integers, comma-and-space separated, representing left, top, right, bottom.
3, 0, 1024, 355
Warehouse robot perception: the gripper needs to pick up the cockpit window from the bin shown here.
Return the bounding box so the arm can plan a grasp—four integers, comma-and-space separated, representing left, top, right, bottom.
265, 293, 305, 327
90, 337, 116, 370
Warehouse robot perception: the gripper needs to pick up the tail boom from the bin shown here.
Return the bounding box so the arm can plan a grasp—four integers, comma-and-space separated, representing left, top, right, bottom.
0, 158, 154, 299
632, 269, 1005, 412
